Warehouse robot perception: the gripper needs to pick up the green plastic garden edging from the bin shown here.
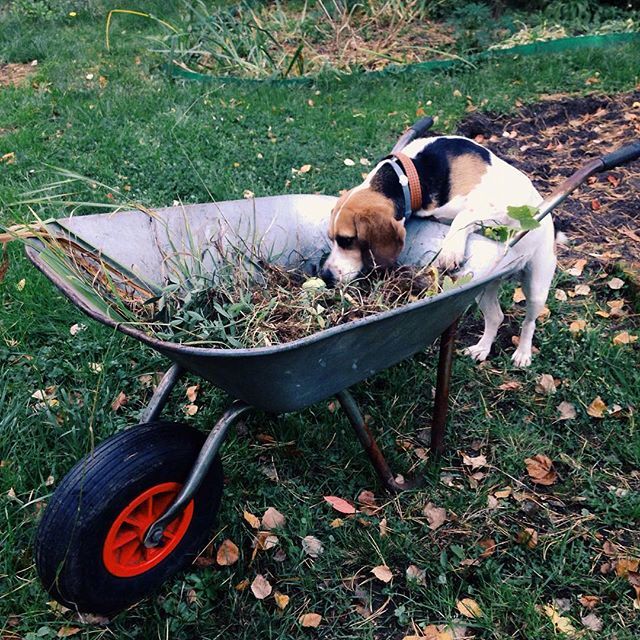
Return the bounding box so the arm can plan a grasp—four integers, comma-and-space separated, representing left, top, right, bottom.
168, 32, 640, 86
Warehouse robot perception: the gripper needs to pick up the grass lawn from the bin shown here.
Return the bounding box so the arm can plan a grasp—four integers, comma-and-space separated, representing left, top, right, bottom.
1, 3, 639, 639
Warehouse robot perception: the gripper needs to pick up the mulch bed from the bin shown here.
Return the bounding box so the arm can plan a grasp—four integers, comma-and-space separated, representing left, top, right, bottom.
456, 90, 640, 271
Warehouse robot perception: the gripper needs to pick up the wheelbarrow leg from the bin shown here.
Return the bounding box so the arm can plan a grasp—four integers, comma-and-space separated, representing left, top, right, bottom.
140, 363, 184, 423
144, 400, 252, 547
337, 390, 421, 493
430, 318, 460, 456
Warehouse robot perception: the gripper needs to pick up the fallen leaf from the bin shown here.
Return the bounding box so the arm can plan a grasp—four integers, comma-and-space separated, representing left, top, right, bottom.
574, 284, 590, 296
186, 588, 197, 605
299, 613, 322, 627
498, 380, 522, 391
254, 532, 279, 551
615, 557, 639, 577
557, 401, 577, 420
243, 189, 255, 199
423, 502, 447, 530
607, 299, 625, 316
357, 490, 378, 515
590, 198, 601, 211
613, 331, 637, 345
456, 598, 482, 619
183, 404, 198, 416
517, 527, 538, 549
216, 539, 239, 566
581, 613, 603, 632
330, 518, 344, 528
513, 287, 526, 303
274, 591, 290, 610
111, 391, 127, 412
578, 595, 600, 609
262, 507, 286, 530
359, 157, 370, 166
524, 454, 558, 485
569, 319, 587, 334
379, 517, 388, 537
235, 578, 250, 591
406, 564, 426, 585
250, 574, 272, 600
554, 289, 568, 301
343, 158, 355, 166
462, 453, 487, 469
243, 510, 261, 529
57, 628, 81, 637
69, 323, 85, 336
324, 495, 356, 514
567, 259, 587, 276
186, 384, 199, 402
478, 537, 496, 558
587, 396, 607, 418
299, 164, 311, 173
608, 277, 624, 290
541, 604, 576, 636
371, 565, 393, 583
535, 374, 557, 395
493, 487, 511, 499
302, 535, 323, 558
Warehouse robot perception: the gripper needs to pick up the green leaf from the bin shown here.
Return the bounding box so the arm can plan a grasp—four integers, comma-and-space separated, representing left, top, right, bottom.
483, 225, 511, 242
507, 204, 540, 230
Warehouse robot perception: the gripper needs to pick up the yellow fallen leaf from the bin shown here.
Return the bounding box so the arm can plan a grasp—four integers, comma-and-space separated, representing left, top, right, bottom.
587, 396, 607, 418
274, 591, 290, 610
243, 510, 261, 529
613, 331, 637, 345
569, 319, 586, 334
186, 384, 199, 402
456, 597, 482, 619
541, 603, 577, 636
567, 258, 587, 276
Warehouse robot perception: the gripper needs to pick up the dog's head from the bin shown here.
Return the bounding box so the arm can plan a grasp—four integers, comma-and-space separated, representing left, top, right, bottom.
320, 188, 406, 285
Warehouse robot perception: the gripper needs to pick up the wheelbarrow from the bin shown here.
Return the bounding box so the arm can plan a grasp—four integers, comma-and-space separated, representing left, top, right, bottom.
25, 116, 640, 614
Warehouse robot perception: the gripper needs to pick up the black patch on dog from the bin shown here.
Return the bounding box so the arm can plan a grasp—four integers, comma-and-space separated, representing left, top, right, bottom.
370, 137, 491, 217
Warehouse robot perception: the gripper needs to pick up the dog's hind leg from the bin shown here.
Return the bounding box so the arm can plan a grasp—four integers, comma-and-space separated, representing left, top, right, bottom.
512, 250, 556, 367
465, 280, 504, 362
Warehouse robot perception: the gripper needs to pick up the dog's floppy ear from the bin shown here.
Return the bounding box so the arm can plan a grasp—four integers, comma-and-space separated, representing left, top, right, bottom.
355, 208, 406, 267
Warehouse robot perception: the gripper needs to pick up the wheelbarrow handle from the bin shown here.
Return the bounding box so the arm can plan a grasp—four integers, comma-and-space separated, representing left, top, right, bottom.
599, 141, 640, 171
391, 116, 434, 153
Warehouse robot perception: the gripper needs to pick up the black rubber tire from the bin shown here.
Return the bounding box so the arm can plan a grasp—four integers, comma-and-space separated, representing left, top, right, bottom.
34, 421, 223, 615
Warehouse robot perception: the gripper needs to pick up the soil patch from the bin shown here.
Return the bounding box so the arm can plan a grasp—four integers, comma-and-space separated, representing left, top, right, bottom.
0, 62, 35, 87
456, 90, 640, 268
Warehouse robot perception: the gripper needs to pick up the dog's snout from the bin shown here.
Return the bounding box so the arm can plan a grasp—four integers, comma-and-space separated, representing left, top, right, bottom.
319, 268, 336, 288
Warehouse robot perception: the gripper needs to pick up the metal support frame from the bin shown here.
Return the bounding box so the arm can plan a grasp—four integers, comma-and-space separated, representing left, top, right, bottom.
144, 400, 252, 547
140, 363, 184, 423
338, 319, 460, 493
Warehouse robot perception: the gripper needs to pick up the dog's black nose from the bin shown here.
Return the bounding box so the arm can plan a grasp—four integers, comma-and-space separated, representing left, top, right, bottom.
319, 268, 336, 288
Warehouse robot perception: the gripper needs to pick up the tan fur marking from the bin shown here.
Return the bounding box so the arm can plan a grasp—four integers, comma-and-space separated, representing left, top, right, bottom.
448, 153, 488, 199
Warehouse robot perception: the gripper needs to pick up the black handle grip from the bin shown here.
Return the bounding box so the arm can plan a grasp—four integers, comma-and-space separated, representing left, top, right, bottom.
600, 141, 640, 171
409, 116, 434, 138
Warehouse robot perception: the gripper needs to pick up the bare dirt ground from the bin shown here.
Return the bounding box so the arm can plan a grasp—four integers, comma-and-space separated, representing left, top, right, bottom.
456, 90, 640, 272
0, 61, 35, 87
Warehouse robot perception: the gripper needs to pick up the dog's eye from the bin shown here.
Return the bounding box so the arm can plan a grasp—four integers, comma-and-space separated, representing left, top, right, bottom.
336, 235, 356, 249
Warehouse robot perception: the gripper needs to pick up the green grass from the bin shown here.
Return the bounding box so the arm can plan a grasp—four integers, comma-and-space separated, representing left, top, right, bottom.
1, 3, 639, 639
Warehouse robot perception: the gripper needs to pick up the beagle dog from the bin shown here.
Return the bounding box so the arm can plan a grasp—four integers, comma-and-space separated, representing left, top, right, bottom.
320, 135, 557, 367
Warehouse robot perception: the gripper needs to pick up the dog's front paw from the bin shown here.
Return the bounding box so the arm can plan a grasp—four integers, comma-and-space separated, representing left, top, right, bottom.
435, 239, 467, 272
511, 347, 532, 367
464, 342, 492, 362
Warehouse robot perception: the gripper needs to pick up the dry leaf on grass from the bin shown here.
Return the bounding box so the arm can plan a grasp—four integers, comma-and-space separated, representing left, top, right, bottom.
262, 507, 286, 530
379, 517, 388, 537
578, 595, 600, 609
461, 453, 487, 469
186, 384, 199, 402
324, 495, 356, 514
111, 391, 127, 412
608, 277, 624, 290
517, 527, 538, 549
574, 284, 591, 296
535, 374, 557, 395
567, 259, 587, 276
183, 404, 198, 416
343, 158, 355, 166
406, 564, 426, 585
235, 578, 250, 591
581, 613, 603, 632
274, 591, 290, 610
299, 164, 311, 173
479, 537, 497, 558
216, 539, 239, 566
524, 454, 558, 485
569, 319, 586, 334
587, 396, 607, 418
498, 380, 522, 391
330, 518, 344, 528
540, 604, 577, 636
302, 535, 324, 558
243, 510, 261, 529
513, 287, 526, 303
614, 558, 639, 577
371, 565, 393, 583
357, 490, 378, 515
557, 401, 577, 420
554, 289, 567, 301
456, 598, 482, 619
250, 574, 272, 600
57, 628, 81, 638
299, 613, 322, 627
613, 331, 637, 345
423, 502, 447, 530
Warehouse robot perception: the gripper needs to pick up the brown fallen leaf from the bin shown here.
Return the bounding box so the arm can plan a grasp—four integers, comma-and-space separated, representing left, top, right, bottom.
261, 506, 286, 530
569, 319, 586, 334
302, 535, 323, 558
183, 404, 198, 416
581, 613, 603, 632
557, 401, 577, 420
235, 578, 250, 591
330, 518, 344, 528
423, 502, 447, 530
274, 591, 290, 610
613, 331, 637, 345
379, 517, 388, 537
243, 510, 261, 529
524, 454, 558, 485
493, 487, 511, 499
57, 628, 81, 638
299, 164, 311, 173
513, 287, 526, 303
111, 391, 127, 412
324, 495, 356, 514
587, 396, 607, 418
186, 384, 199, 402
456, 597, 482, 619
608, 277, 624, 290
498, 380, 522, 391
406, 564, 426, 585
578, 595, 600, 610
479, 537, 496, 558
357, 490, 378, 515
250, 574, 272, 600
462, 453, 487, 469
371, 564, 393, 583
615, 557, 639, 577
554, 289, 568, 301
216, 539, 239, 566
567, 258, 587, 276
535, 374, 557, 395
299, 613, 322, 627
517, 527, 538, 549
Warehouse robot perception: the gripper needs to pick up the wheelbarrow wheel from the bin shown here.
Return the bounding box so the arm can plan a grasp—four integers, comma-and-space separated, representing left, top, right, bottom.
34, 421, 223, 615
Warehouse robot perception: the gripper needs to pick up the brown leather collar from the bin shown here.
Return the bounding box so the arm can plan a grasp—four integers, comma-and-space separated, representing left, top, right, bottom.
391, 151, 423, 213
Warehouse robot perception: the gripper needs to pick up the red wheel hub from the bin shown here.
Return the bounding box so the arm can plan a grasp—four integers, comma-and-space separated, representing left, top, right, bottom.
103, 482, 194, 577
